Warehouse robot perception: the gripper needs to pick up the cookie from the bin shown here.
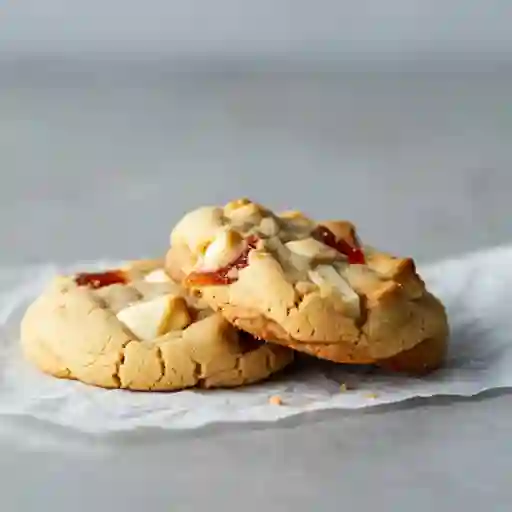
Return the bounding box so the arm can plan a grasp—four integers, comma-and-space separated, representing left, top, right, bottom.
166, 199, 449, 372
20, 259, 293, 390
376, 334, 447, 375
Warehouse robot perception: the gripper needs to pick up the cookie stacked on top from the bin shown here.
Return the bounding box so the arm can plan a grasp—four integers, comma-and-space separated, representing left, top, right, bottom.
20, 198, 448, 391
166, 199, 448, 374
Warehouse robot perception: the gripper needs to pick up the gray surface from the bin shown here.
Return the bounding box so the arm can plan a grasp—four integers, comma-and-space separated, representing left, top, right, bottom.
0, 65, 512, 510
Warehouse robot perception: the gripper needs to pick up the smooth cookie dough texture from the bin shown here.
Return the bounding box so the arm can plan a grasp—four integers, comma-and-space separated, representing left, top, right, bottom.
20, 260, 293, 390
166, 199, 449, 373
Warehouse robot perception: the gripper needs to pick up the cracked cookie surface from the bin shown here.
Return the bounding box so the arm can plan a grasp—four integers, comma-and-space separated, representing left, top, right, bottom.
166, 200, 449, 372
20, 259, 293, 390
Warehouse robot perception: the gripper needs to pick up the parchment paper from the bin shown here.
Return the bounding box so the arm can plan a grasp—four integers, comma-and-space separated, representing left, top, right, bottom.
0, 245, 511, 433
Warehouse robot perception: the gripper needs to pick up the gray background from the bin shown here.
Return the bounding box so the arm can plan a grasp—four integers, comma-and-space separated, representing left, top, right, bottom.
1, 2, 512, 510
2, 0, 512, 58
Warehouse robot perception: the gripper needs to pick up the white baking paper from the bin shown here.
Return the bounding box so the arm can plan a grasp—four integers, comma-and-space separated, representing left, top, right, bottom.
0, 246, 511, 433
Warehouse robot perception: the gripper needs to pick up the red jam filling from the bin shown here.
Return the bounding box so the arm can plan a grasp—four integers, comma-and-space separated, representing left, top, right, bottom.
312, 225, 365, 264
185, 235, 259, 286
75, 270, 127, 289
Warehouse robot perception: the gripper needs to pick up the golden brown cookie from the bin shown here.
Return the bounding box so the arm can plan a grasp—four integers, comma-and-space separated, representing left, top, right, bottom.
166, 199, 449, 372
375, 335, 447, 375
20, 259, 293, 390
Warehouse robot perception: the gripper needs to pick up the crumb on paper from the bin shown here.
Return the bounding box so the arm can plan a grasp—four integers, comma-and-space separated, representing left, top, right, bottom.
364, 392, 378, 399
268, 395, 283, 406
339, 383, 348, 392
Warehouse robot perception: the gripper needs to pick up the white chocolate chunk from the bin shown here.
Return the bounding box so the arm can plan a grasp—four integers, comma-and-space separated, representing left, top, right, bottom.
224, 198, 252, 214
259, 216, 280, 237
278, 215, 316, 242
170, 206, 225, 252
279, 210, 304, 219
341, 263, 384, 294
201, 229, 244, 270
308, 265, 360, 315
263, 236, 290, 261
285, 237, 338, 260
225, 202, 263, 224
295, 280, 318, 296
264, 236, 310, 279
144, 269, 171, 283
116, 295, 191, 341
